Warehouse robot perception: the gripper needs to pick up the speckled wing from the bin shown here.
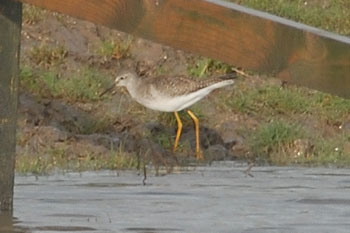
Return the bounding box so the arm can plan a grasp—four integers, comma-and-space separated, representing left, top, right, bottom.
146, 72, 237, 97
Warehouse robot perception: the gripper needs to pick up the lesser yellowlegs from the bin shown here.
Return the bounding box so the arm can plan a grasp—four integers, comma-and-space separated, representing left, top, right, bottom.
102, 70, 237, 160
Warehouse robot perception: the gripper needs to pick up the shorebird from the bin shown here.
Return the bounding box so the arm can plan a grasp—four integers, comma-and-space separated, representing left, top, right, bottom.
101, 70, 237, 160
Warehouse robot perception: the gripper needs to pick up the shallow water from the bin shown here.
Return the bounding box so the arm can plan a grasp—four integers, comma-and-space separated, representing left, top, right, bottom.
1, 162, 350, 232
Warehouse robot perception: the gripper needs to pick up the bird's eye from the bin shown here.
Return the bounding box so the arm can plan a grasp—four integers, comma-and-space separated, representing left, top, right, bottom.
120, 76, 125, 80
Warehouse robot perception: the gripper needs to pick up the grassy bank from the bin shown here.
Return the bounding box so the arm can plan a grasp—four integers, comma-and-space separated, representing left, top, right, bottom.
16, 3, 350, 174
227, 0, 350, 36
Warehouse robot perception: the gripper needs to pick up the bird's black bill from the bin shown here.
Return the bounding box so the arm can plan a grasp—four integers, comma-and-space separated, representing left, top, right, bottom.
99, 85, 115, 97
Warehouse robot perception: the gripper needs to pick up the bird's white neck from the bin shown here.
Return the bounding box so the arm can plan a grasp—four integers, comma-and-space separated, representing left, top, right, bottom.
124, 77, 141, 99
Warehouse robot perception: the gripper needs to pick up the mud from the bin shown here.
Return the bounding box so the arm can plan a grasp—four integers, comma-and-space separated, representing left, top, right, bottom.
1, 162, 350, 232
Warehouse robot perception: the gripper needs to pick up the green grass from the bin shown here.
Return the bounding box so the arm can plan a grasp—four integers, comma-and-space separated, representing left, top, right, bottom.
153, 132, 174, 149
226, 82, 350, 121
188, 58, 233, 77
20, 66, 112, 102
98, 37, 133, 59
227, 84, 311, 115
186, 55, 350, 167
16, 146, 139, 175
227, 0, 350, 35
23, 4, 46, 24
98, 40, 117, 57
59, 69, 111, 102
29, 44, 68, 67
247, 120, 350, 166
248, 120, 306, 164
218, 79, 350, 166
311, 136, 350, 166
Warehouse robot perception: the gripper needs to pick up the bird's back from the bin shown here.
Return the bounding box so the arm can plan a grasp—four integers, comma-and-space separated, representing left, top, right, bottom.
144, 72, 237, 97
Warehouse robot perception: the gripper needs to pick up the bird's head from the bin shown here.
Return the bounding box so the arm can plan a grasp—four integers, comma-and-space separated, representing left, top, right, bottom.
114, 70, 137, 87
99, 70, 137, 97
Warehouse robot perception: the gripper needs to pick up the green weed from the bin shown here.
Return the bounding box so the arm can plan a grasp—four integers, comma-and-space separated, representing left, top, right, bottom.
188, 58, 233, 77
23, 4, 46, 24
59, 69, 111, 102
99, 40, 117, 57
309, 135, 350, 167
98, 37, 133, 59
226, 82, 350, 121
20, 66, 112, 102
153, 132, 174, 149
20, 65, 36, 90
73, 150, 139, 172
227, 84, 311, 115
16, 147, 139, 175
248, 120, 306, 164
29, 44, 67, 67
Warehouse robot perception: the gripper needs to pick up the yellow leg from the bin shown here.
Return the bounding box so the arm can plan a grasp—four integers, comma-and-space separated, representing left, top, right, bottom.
187, 110, 204, 160
173, 112, 183, 152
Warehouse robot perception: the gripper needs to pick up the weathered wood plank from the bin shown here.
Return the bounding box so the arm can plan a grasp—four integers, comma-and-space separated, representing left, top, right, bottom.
0, 0, 22, 211
16, 0, 350, 98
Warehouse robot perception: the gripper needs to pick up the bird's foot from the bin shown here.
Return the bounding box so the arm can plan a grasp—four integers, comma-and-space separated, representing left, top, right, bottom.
196, 149, 204, 160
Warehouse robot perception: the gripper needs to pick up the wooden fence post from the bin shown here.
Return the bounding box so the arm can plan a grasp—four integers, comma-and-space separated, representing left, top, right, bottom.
0, 0, 22, 211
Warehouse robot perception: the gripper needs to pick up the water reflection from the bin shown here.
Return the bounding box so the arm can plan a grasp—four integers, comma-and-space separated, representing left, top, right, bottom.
0, 211, 26, 233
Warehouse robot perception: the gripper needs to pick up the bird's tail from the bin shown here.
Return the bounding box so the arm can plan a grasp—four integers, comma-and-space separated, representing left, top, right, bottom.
215, 71, 237, 87
204, 71, 237, 91
217, 71, 237, 81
